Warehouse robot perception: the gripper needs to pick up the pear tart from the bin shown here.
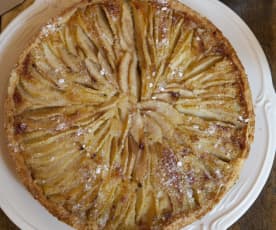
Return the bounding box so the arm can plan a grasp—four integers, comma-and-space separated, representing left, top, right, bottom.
5, 0, 254, 229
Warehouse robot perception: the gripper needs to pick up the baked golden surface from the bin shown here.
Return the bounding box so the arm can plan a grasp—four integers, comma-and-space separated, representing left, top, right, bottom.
5, 0, 254, 229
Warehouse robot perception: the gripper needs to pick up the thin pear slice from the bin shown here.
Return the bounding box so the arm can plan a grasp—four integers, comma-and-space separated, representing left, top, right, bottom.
184, 56, 223, 80
144, 115, 163, 143
139, 100, 182, 125
128, 54, 139, 100
176, 105, 242, 126
130, 111, 143, 144
42, 43, 66, 71
75, 25, 98, 62
118, 52, 132, 93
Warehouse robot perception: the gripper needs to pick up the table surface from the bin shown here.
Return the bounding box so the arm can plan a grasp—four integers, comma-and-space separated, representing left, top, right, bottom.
0, 0, 275, 229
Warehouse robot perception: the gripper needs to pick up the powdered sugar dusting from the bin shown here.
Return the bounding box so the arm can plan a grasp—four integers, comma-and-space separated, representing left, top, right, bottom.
55, 122, 67, 131
207, 125, 217, 135
42, 23, 61, 37
95, 165, 109, 175
157, 0, 168, 4
160, 149, 186, 194
58, 78, 65, 84
100, 68, 107, 76
76, 128, 84, 136
238, 116, 250, 123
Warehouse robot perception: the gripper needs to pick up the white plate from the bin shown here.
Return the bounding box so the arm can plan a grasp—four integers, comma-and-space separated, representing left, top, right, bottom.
0, 0, 275, 229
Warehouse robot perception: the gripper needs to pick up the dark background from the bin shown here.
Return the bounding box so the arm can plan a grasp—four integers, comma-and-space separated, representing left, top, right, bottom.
0, 0, 275, 229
